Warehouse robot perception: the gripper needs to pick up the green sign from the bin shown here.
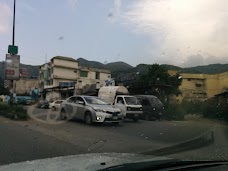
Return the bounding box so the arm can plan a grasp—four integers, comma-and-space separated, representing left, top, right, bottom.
8, 45, 18, 55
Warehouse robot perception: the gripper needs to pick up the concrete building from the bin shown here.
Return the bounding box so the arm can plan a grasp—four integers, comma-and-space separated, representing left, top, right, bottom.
15, 79, 39, 95
39, 56, 112, 101
168, 70, 228, 101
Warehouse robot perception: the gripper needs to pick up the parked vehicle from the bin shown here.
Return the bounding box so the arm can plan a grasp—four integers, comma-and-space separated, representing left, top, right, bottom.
49, 100, 64, 111
16, 96, 35, 105
36, 100, 49, 109
98, 86, 143, 122
135, 95, 164, 121
59, 95, 123, 125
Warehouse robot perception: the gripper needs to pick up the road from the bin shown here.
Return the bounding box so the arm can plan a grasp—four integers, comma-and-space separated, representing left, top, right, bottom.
0, 107, 228, 166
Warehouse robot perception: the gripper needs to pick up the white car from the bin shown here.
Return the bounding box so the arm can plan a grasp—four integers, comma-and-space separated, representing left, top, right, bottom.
49, 100, 64, 111
59, 96, 123, 125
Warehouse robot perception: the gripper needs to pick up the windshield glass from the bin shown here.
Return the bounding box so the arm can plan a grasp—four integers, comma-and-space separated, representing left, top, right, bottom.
0, 0, 228, 168
124, 97, 141, 105
150, 97, 163, 106
84, 97, 108, 105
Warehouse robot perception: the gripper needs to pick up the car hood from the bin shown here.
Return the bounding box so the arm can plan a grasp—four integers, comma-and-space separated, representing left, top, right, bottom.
89, 104, 120, 112
0, 153, 172, 171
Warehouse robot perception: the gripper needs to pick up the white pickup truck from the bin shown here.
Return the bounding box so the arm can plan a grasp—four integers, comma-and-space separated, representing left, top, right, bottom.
98, 86, 143, 122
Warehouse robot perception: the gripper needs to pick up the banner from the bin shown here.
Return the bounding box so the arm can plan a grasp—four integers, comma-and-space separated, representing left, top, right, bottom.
5, 54, 20, 80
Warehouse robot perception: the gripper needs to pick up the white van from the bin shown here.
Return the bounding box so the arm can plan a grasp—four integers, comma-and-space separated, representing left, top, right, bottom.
98, 86, 143, 122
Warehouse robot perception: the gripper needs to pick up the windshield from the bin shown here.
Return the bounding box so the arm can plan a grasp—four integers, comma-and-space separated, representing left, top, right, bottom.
0, 0, 228, 168
84, 97, 108, 105
150, 97, 163, 106
124, 97, 141, 105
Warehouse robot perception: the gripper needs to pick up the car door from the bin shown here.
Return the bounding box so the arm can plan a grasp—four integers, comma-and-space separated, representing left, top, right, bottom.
75, 97, 86, 120
65, 97, 76, 118
115, 97, 126, 114
141, 98, 151, 114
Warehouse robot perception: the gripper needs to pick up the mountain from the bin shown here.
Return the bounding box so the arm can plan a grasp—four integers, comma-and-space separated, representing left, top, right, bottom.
181, 64, 228, 74
77, 58, 133, 72
77, 58, 106, 69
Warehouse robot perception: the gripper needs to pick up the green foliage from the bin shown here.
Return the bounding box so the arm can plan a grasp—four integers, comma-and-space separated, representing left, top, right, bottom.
0, 103, 28, 120
137, 64, 182, 96
163, 103, 187, 121
202, 97, 228, 122
181, 100, 205, 114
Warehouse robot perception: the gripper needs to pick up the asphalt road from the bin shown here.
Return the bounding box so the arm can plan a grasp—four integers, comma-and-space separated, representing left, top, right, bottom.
0, 107, 228, 166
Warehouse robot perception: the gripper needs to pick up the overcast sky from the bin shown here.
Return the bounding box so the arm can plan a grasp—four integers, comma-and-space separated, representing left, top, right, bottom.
0, 0, 228, 67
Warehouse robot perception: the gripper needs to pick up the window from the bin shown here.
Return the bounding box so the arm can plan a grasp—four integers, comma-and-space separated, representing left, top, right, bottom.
196, 84, 202, 87
67, 97, 76, 103
80, 71, 88, 77
55, 101, 63, 104
117, 97, 124, 104
142, 99, 150, 106
75, 97, 85, 104
50, 79, 53, 85
108, 75, 111, 78
96, 72, 100, 79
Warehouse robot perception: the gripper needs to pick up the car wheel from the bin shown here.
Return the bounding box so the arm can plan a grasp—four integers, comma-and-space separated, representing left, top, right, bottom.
85, 112, 93, 125
60, 109, 66, 120
133, 117, 139, 122
52, 106, 56, 111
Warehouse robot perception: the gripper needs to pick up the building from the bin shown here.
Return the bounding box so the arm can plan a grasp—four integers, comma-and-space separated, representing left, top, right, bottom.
168, 70, 228, 101
39, 56, 112, 101
15, 79, 39, 95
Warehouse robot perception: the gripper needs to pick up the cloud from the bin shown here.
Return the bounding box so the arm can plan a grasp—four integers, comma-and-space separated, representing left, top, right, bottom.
67, 0, 78, 12
107, 0, 122, 22
0, 2, 12, 34
122, 0, 228, 66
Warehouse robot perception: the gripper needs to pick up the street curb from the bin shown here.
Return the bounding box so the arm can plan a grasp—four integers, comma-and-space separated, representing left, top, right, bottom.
141, 130, 214, 156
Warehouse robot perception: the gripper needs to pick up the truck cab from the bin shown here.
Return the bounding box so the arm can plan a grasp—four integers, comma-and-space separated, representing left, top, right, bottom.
114, 95, 143, 122
98, 86, 143, 122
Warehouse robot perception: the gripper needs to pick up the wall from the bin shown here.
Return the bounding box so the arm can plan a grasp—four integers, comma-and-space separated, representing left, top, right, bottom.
15, 79, 39, 95
53, 58, 79, 69
170, 71, 228, 101
45, 91, 61, 102
53, 67, 78, 81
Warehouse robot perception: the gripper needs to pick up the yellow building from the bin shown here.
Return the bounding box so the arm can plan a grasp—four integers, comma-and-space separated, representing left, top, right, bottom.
168, 70, 228, 101
39, 56, 112, 101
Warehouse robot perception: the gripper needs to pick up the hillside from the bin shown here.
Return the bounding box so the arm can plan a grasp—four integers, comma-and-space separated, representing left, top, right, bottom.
77, 58, 133, 72
181, 64, 228, 74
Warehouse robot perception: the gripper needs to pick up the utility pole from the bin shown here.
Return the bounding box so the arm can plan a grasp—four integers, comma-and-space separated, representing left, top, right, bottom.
11, 0, 16, 105
12, 0, 16, 46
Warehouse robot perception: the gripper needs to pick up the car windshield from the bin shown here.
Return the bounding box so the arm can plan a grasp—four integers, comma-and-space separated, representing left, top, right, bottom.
84, 97, 108, 105
124, 97, 141, 105
0, 0, 228, 168
150, 97, 163, 106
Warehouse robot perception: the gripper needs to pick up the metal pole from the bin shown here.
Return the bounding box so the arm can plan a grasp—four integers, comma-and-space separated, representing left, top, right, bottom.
12, 0, 16, 46
11, 0, 16, 106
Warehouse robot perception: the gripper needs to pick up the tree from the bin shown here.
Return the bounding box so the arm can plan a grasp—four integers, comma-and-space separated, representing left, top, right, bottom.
0, 77, 10, 95
137, 64, 182, 102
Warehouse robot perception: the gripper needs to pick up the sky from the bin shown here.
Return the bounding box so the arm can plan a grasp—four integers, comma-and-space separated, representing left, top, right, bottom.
0, 0, 228, 67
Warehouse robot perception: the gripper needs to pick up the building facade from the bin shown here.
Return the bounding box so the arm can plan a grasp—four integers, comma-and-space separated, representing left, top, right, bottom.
39, 56, 112, 101
168, 70, 228, 101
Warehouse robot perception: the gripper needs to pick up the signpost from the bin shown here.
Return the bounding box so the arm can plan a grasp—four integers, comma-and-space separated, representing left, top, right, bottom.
5, 54, 20, 80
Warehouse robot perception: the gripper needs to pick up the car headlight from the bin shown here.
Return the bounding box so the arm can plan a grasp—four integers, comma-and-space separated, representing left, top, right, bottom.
127, 107, 131, 111
94, 108, 105, 113
153, 108, 156, 111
